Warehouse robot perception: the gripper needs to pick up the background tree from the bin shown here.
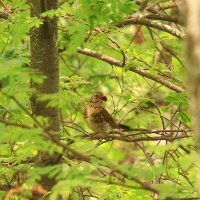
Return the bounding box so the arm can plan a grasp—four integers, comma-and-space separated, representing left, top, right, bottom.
0, 0, 197, 199
186, 0, 200, 195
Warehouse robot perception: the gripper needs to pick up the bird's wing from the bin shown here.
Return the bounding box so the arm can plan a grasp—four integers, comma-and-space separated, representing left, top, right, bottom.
100, 108, 117, 128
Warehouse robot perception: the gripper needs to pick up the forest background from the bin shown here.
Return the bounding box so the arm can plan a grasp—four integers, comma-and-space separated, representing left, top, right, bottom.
0, 0, 199, 199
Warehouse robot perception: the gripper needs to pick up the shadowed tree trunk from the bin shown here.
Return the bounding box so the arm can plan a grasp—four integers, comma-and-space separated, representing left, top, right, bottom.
29, 0, 60, 198
185, 0, 200, 196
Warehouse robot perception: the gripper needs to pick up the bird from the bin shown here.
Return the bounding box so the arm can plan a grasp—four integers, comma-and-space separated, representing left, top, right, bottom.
84, 92, 130, 133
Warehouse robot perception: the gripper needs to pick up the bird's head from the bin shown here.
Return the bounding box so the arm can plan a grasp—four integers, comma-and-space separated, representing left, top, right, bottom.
90, 92, 107, 106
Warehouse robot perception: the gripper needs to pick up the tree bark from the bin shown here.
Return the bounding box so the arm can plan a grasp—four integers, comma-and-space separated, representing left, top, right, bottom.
29, 0, 60, 198
30, 0, 59, 132
185, 0, 200, 196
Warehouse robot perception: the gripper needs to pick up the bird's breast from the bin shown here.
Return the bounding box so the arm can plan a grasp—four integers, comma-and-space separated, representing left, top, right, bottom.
84, 106, 112, 132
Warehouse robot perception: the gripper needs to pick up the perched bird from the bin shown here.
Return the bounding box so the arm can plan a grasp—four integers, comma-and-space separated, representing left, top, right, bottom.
84, 92, 130, 133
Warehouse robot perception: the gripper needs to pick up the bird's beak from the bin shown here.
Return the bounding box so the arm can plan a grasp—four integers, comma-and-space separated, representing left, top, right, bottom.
100, 95, 107, 101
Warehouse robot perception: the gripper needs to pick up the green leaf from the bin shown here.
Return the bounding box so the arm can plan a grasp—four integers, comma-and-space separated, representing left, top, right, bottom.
179, 112, 191, 125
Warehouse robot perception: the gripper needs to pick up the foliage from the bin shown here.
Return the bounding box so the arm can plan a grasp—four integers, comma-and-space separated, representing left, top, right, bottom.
0, 0, 196, 200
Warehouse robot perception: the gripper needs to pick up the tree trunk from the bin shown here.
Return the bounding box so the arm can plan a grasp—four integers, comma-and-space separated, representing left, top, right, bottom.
29, 0, 60, 198
185, 0, 200, 196
30, 0, 59, 132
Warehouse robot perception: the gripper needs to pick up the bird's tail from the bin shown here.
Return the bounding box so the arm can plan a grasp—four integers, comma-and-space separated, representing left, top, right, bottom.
118, 124, 132, 132
118, 124, 148, 132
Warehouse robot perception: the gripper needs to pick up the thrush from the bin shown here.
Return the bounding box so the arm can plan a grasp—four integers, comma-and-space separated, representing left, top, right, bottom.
84, 92, 130, 133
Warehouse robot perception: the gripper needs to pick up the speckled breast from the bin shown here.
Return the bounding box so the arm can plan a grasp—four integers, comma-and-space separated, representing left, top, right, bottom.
86, 113, 112, 132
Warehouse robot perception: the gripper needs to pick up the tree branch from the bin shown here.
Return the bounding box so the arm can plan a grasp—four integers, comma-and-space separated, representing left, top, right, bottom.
77, 48, 184, 93
86, 131, 190, 143
115, 14, 185, 39
146, 14, 183, 25
0, 119, 32, 129
136, 1, 178, 13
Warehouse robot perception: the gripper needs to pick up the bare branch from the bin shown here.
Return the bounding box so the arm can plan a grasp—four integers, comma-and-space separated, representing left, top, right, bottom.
146, 14, 182, 25
86, 131, 190, 143
116, 14, 185, 39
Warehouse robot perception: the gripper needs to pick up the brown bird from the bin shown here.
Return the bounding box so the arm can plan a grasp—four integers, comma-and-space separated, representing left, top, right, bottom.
84, 92, 130, 133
